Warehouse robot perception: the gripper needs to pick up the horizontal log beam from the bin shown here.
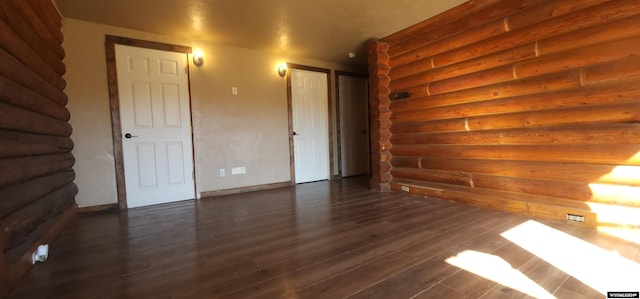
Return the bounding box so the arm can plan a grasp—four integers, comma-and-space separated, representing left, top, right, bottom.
389, 18, 508, 68
428, 65, 515, 96
26, 0, 63, 28
0, 0, 65, 72
385, 0, 510, 51
0, 102, 72, 136
391, 77, 640, 118
5, 0, 63, 48
0, 182, 77, 251
538, 14, 640, 55
584, 55, 640, 85
391, 158, 640, 186
392, 101, 640, 134
391, 123, 640, 146
390, 14, 640, 84
391, 68, 583, 105
471, 173, 639, 206
515, 36, 640, 79
390, 144, 640, 165
392, 167, 640, 206
391, 167, 471, 187
0, 48, 67, 105
505, 0, 607, 32
0, 153, 74, 188
390, 43, 536, 88
433, 1, 640, 68
0, 131, 73, 158
0, 75, 69, 121
389, 0, 559, 61
392, 36, 640, 95
0, 18, 65, 90
390, 179, 600, 227
0, 170, 75, 218
391, 178, 530, 215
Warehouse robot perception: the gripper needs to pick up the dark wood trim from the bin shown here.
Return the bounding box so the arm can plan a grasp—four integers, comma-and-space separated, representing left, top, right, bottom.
78, 203, 119, 214
200, 181, 292, 198
104, 35, 192, 54
286, 63, 333, 183
285, 68, 295, 184
104, 38, 126, 210
335, 71, 343, 178
334, 70, 369, 178
104, 35, 194, 210
286, 63, 332, 74
185, 50, 198, 201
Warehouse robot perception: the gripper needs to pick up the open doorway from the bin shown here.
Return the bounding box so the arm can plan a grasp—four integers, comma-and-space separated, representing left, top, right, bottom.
336, 71, 369, 177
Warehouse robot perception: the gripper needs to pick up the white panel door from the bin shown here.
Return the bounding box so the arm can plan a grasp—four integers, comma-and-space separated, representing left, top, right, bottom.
291, 69, 329, 183
339, 75, 369, 177
116, 44, 194, 208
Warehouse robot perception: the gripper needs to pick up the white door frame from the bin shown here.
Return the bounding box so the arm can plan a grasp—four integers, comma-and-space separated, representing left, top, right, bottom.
286, 63, 333, 183
105, 35, 196, 209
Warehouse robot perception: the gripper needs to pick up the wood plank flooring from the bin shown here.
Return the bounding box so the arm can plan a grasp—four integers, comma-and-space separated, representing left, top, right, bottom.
9, 177, 640, 298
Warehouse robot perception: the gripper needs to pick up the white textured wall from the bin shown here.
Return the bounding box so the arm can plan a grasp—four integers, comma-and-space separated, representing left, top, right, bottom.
62, 18, 349, 207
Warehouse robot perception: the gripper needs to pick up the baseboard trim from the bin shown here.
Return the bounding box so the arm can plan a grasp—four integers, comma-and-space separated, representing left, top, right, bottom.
78, 203, 119, 213
201, 181, 292, 198
5, 204, 77, 293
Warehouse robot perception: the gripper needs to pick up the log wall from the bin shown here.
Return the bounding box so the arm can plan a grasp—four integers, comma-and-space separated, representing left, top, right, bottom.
371, 0, 640, 227
0, 0, 77, 293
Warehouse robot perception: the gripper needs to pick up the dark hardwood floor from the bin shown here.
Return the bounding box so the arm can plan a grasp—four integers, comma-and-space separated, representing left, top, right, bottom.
10, 177, 640, 298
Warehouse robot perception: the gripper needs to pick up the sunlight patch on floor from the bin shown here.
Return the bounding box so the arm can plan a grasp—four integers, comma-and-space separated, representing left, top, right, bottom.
501, 220, 640, 295
445, 250, 556, 299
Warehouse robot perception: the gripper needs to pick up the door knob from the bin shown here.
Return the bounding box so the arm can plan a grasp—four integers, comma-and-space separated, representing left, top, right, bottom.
124, 133, 138, 139
293, 131, 299, 136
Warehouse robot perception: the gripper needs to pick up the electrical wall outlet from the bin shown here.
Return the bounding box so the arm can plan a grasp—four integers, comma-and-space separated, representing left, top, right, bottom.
32, 244, 49, 264
219, 168, 225, 177
566, 213, 585, 223
231, 166, 246, 175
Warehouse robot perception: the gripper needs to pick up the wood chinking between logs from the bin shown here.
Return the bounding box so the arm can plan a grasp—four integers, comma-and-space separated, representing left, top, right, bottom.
369, 0, 640, 228
0, 0, 78, 295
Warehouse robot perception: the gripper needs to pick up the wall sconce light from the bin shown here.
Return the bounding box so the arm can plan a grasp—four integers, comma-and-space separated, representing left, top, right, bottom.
193, 50, 204, 67
277, 63, 287, 77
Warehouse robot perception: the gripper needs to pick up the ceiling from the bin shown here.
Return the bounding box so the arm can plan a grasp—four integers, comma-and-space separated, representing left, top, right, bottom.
54, 0, 467, 68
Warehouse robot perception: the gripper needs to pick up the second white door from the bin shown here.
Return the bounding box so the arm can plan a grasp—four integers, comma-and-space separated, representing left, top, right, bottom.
116, 44, 194, 208
291, 69, 330, 183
